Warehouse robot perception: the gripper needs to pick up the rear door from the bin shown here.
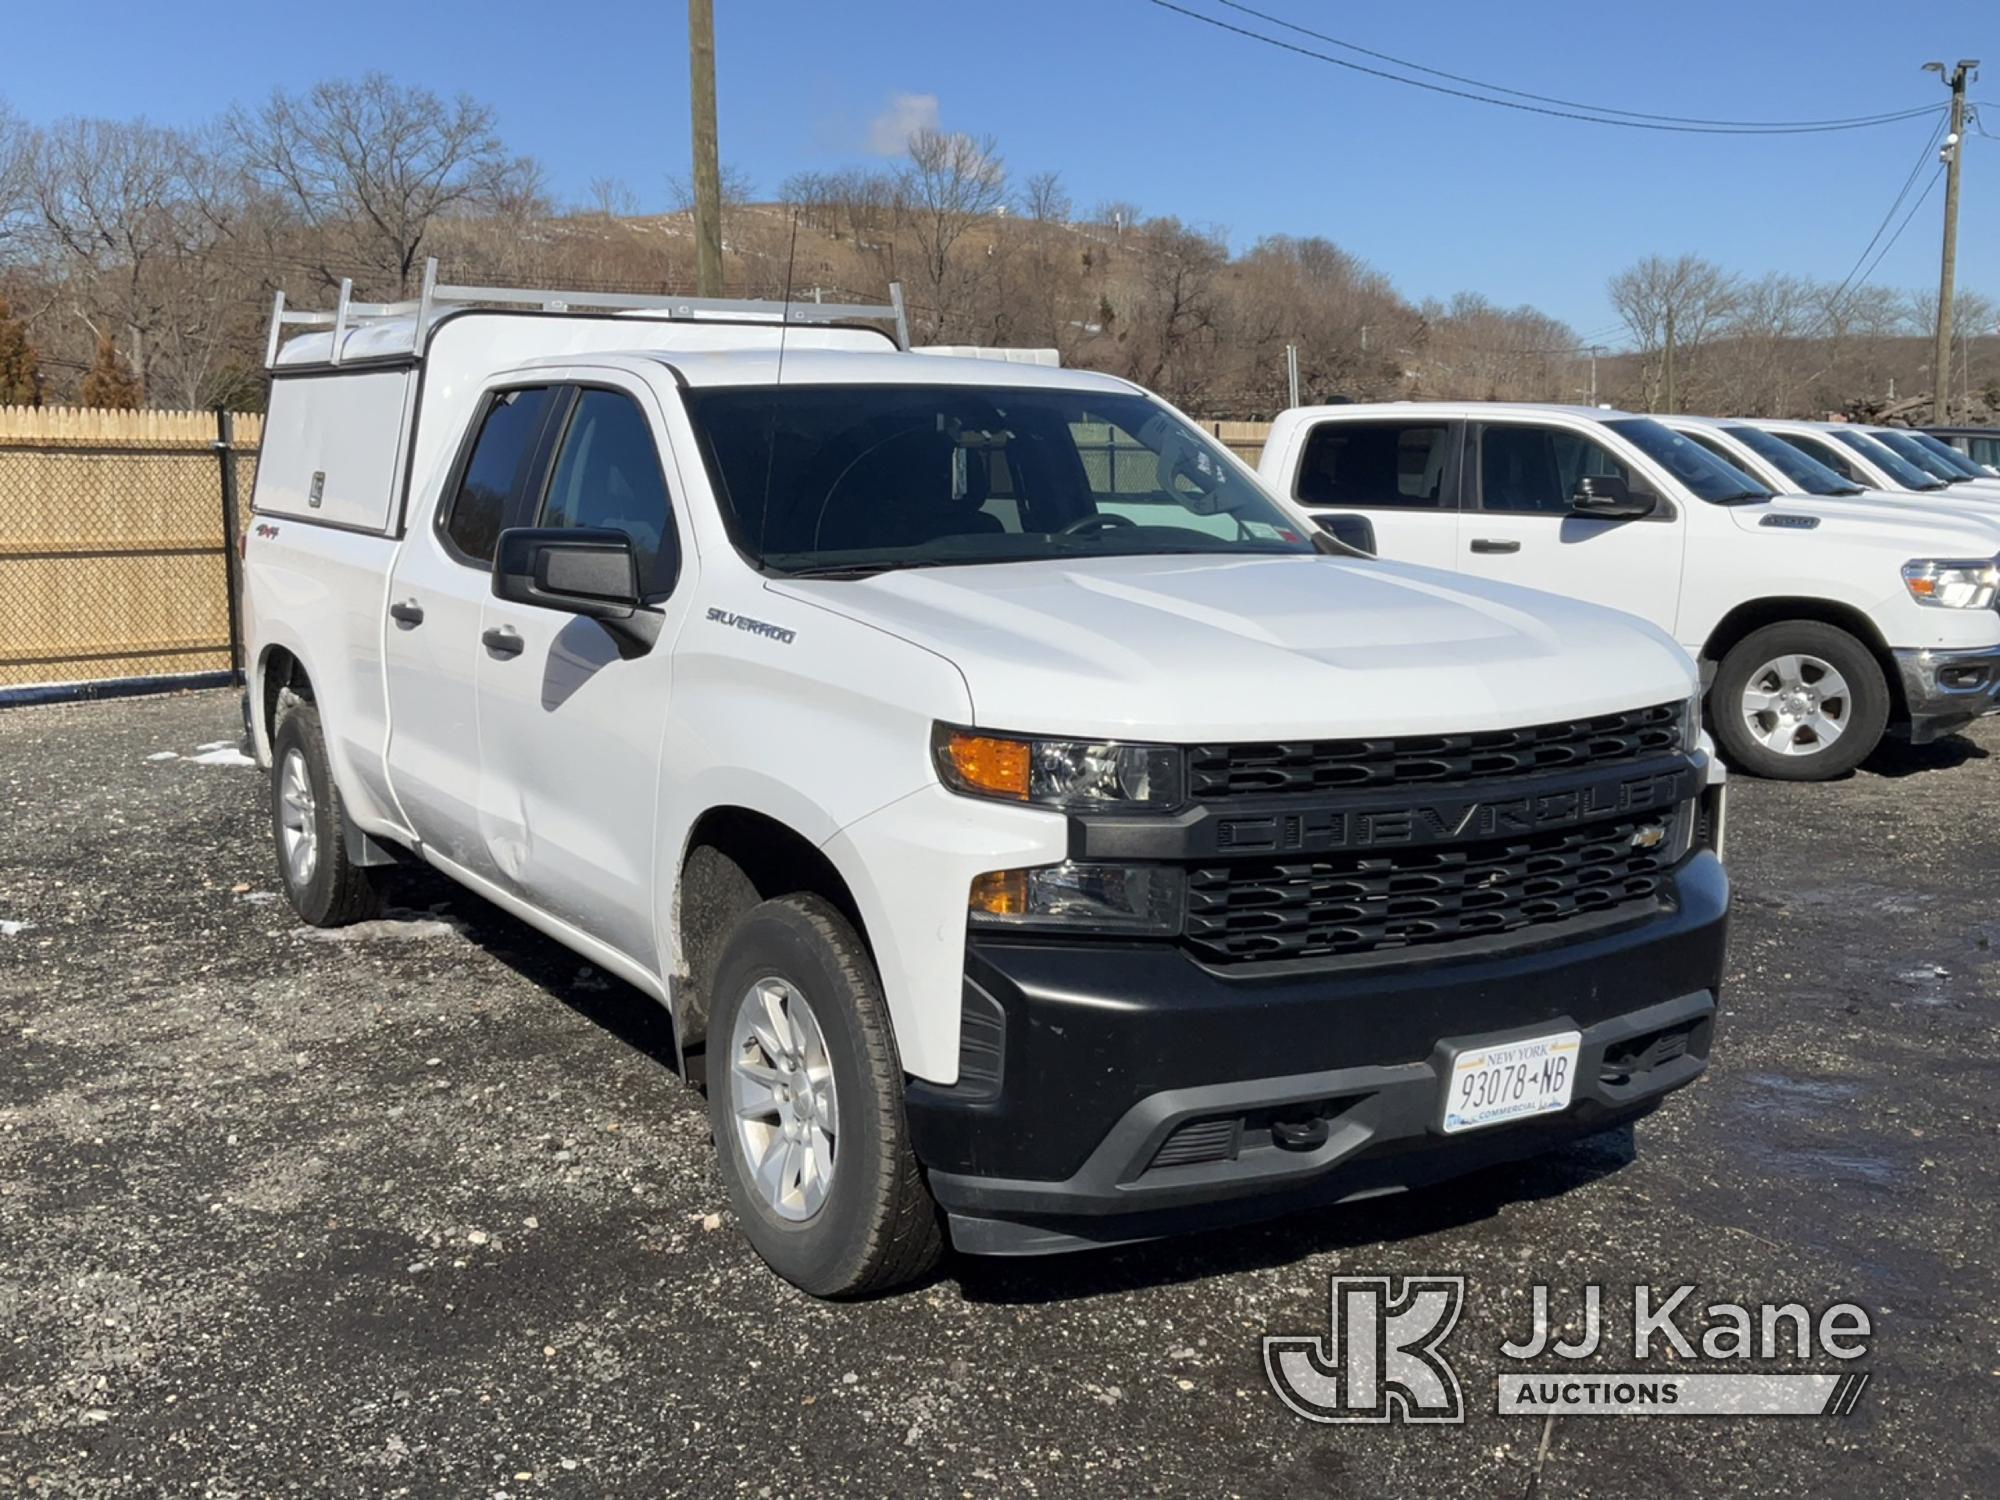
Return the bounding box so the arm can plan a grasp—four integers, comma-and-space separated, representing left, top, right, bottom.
383, 384, 562, 876
1280, 417, 1463, 569
473, 378, 690, 970
1454, 419, 1684, 631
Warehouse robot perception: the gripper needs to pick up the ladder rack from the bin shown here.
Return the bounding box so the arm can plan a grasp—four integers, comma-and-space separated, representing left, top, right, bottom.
264, 256, 910, 369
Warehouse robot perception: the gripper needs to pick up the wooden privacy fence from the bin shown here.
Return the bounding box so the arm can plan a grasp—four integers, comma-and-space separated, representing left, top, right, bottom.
1206, 421, 1272, 467
0, 406, 261, 693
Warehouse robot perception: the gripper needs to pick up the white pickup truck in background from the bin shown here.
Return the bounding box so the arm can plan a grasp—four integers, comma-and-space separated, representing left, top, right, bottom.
242, 270, 1728, 1295
1736, 418, 2000, 504
1260, 402, 2000, 780
1658, 414, 2000, 528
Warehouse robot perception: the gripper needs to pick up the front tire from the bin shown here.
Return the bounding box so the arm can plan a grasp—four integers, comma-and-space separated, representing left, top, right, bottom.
1709, 621, 1889, 781
706, 895, 943, 1297
269, 701, 381, 926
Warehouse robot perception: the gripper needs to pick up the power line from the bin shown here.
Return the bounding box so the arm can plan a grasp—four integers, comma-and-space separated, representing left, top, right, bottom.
1853, 168, 1943, 292
1811, 115, 1950, 334
1209, 0, 1949, 131
1145, 0, 1948, 135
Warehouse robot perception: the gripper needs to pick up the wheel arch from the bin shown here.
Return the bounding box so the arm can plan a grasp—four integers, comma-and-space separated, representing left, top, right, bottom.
1700, 598, 1908, 727
671, 805, 872, 1078
255, 642, 315, 752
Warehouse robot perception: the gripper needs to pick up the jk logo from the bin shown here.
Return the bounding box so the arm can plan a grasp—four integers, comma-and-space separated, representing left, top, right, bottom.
1263, 1276, 1466, 1424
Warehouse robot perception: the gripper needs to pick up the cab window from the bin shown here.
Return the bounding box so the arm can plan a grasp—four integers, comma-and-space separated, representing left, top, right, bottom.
1778, 433, 1859, 482
1295, 421, 1454, 509
1475, 425, 1629, 514
538, 389, 679, 597
444, 387, 557, 564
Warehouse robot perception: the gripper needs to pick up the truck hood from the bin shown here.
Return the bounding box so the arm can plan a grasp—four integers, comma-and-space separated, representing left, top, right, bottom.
1734, 493, 2000, 550
771, 554, 1695, 742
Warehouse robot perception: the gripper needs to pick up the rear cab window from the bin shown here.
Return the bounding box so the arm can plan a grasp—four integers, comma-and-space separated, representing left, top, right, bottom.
442, 387, 559, 565
1294, 420, 1456, 509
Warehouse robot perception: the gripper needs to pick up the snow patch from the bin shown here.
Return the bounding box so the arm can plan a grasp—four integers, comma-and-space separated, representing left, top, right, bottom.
196, 740, 234, 751
297, 908, 467, 944
190, 747, 255, 768
145, 751, 179, 762
0, 920, 31, 937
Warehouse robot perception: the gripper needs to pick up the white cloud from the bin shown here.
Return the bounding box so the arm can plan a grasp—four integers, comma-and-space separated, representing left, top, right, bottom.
866, 92, 940, 156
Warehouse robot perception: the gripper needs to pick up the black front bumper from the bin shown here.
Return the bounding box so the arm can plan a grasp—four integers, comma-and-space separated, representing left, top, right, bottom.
907, 851, 1728, 1255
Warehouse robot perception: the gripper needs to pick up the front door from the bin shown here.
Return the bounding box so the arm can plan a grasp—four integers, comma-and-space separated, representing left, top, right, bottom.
1454, 420, 1684, 632
474, 381, 689, 971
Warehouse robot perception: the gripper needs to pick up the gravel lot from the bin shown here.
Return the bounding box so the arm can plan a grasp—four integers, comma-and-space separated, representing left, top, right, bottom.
2, 687, 1997, 1497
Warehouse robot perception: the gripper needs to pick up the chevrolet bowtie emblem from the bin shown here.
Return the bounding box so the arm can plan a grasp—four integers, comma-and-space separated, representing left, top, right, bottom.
1630, 824, 1666, 850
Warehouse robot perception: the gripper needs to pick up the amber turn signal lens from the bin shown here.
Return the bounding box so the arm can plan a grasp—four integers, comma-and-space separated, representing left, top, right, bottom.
940, 731, 1031, 800
969, 869, 1029, 916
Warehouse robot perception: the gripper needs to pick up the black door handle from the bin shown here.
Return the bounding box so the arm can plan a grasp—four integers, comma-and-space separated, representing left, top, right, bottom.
1469, 538, 1522, 555
482, 625, 524, 658
388, 599, 425, 625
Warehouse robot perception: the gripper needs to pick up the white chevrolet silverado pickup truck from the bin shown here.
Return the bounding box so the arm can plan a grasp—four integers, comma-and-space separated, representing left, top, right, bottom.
1260, 402, 2000, 781
243, 270, 1728, 1295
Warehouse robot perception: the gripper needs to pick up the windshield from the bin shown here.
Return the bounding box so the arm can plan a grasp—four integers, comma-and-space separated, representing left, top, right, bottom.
1902, 429, 1991, 480
1605, 418, 1772, 502
1831, 429, 1944, 491
1720, 425, 1862, 495
1870, 428, 1975, 484
682, 385, 1314, 575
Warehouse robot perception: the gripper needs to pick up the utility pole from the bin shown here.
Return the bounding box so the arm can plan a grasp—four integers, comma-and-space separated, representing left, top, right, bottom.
1663, 308, 1677, 414
689, 0, 724, 297
1588, 345, 1601, 407
1926, 59, 1977, 423
1285, 343, 1301, 408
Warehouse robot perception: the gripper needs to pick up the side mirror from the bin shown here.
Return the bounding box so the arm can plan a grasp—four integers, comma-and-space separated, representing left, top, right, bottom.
1312, 513, 1377, 556
492, 527, 661, 651
1569, 474, 1657, 520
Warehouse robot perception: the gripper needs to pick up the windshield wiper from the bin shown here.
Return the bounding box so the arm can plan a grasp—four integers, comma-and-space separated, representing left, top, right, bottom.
775, 558, 948, 580
1710, 490, 1772, 505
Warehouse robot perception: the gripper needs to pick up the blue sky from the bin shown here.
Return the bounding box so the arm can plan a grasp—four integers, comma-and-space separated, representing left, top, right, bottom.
8, 0, 1994, 342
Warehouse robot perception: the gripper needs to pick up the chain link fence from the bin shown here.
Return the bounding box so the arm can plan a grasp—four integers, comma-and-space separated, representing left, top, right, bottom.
0, 407, 260, 697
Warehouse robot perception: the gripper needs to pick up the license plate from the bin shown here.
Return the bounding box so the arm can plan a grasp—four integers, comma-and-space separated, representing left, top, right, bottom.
1442, 1030, 1582, 1134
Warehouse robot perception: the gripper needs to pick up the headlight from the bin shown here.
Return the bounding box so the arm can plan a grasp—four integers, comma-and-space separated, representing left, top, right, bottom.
933, 725, 1184, 810
1902, 558, 2000, 610
968, 861, 1184, 935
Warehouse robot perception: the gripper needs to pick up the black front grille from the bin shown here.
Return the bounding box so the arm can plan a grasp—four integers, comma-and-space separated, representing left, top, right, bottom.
1185, 813, 1673, 964
1187, 703, 1682, 801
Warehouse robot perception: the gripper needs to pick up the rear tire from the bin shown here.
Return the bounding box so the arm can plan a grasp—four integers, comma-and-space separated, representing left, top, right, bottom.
269, 701, 381, 926
1710, 621, 1888, 781
707, 895, 943, 1297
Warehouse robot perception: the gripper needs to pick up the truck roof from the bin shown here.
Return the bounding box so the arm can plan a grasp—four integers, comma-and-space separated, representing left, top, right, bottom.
1283, 401, 1640, 422
513, 347, 1135, 394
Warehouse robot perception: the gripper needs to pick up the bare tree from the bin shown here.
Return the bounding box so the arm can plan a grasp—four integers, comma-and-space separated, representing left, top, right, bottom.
228, 74, 515, 295
585, 176, 638, 220
1416, 292, 1579, 404
28, 117, 241, 403
1020, 171, 1070, 226
666, 162, 755, 216
1608, 254, 1739, 409
0, 98, 32, 255
1111, 216, 1226, 407
902, 128, 1005, 339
